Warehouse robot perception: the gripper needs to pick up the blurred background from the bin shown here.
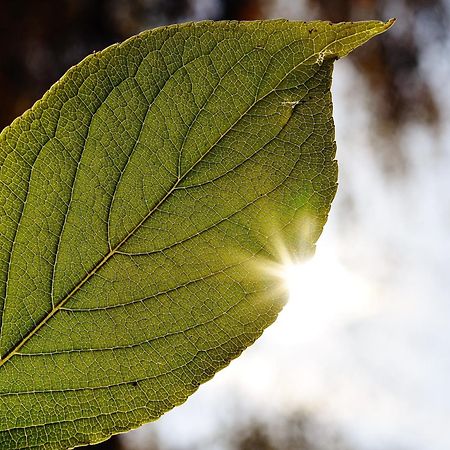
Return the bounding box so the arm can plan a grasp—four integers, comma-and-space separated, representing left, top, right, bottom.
1, 0, 449, 449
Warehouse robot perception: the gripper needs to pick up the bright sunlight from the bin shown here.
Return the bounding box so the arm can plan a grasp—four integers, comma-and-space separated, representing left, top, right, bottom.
276, 241, 377, 342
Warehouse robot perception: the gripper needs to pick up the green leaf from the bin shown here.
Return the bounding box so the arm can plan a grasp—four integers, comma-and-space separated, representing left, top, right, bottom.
0, 19, 393, 449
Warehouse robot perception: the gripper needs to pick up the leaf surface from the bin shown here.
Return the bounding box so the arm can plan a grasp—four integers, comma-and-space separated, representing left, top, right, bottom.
0, 19, 393, 449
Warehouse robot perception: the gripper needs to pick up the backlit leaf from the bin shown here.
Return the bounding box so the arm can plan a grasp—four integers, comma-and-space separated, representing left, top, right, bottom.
0, 19, 393, 449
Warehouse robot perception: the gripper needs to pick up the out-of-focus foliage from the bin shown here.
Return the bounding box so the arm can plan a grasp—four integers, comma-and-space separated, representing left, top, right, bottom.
93, 411, 353, 450
87, 411, 353, 450
229, 413, 351, 450
1, 0, 447, 131
0, 0, 190, 130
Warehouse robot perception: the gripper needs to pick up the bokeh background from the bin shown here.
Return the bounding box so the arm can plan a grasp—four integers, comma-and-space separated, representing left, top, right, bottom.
1, 1, 449, 449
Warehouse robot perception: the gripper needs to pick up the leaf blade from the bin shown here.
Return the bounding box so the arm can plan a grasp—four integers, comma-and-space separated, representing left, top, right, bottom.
0, 19, 393, 449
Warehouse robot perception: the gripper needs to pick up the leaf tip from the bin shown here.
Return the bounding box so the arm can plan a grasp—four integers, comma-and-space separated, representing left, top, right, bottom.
327, 18, 396, 59
385, 18, 397, 29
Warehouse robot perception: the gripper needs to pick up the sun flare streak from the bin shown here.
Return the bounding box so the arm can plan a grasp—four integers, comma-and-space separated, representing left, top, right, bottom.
260, 237, 377, 342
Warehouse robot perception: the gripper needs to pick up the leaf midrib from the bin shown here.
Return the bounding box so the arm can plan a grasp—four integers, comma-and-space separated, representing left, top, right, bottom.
0, 180, 178, 368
